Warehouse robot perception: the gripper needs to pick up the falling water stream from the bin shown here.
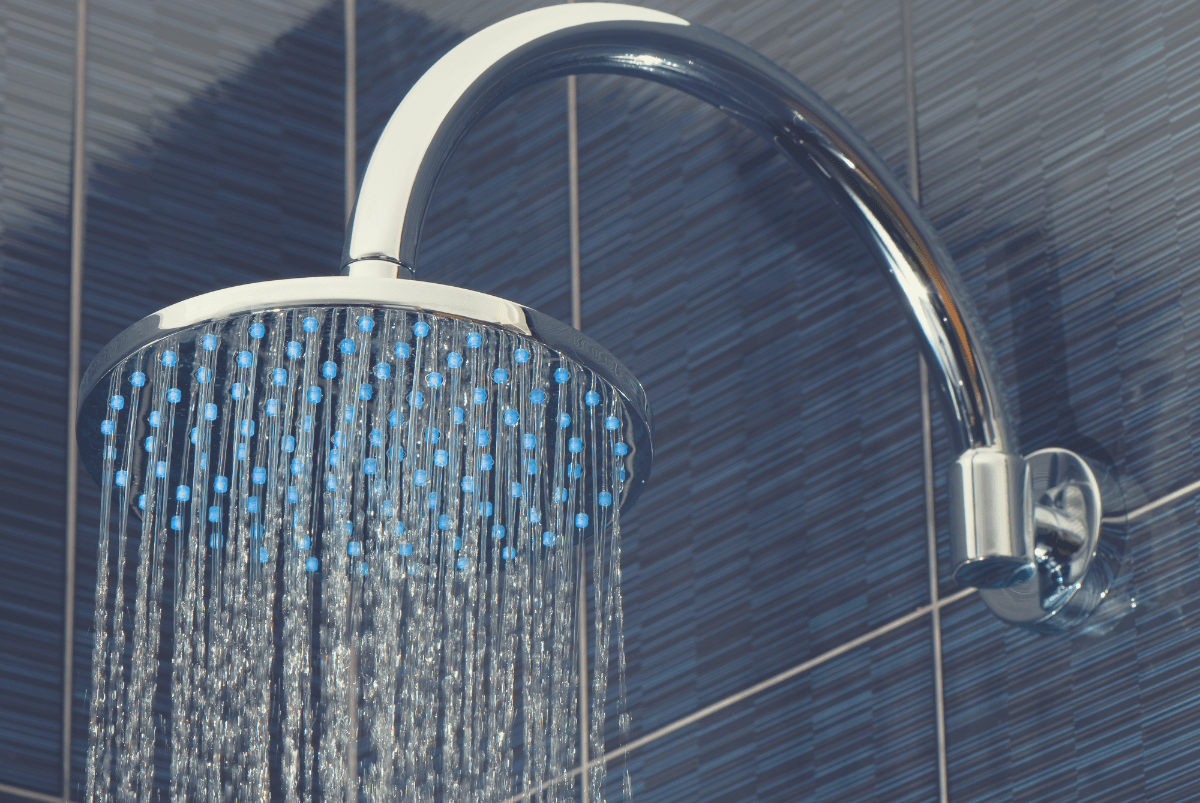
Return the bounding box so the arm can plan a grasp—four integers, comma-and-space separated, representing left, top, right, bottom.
84, 307, 633, 803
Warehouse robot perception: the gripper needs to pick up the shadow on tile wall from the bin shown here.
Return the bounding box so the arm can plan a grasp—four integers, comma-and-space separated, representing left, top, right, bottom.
4, 0, 1200, 801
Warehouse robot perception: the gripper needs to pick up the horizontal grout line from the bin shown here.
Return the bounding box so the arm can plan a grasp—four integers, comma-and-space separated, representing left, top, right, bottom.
0, 781, 67, 803
504, 586, 978, 801
1119, 477, 1200, 522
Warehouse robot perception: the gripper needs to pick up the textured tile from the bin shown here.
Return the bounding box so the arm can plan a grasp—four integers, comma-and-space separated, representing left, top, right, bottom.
942, 503, 1200, 802
0, 0, 76, 793
601, 618, 939, 803
74, 0, 345, 794
574, 0, 930, 744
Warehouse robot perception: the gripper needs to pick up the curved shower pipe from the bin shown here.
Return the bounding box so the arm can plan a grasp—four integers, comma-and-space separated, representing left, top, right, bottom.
341, 3, 1127, 630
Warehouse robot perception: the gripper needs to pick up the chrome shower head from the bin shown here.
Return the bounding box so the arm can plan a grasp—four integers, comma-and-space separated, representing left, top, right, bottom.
78, 277, 653, 530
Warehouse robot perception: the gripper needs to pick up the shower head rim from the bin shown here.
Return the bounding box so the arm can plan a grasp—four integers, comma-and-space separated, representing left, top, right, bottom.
77, 275, 652, 436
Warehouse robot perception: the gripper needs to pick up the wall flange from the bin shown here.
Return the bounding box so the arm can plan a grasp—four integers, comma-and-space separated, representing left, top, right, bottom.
978, 448, 1129, 632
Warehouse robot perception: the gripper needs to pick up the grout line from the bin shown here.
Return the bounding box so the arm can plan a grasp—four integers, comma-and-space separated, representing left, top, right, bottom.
564, 32, 587, 801
502, 588, 979, 803
567, 74, 582, 331
0, 782, 67, 803
902, 0, 949, 799
1119, 477, 1200, 522
63, 0, 89, 797
344, 0, 357, 224
921, 360, 950, 803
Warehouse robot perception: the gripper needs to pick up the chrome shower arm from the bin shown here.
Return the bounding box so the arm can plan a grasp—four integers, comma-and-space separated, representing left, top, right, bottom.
344, 3, 1034, 588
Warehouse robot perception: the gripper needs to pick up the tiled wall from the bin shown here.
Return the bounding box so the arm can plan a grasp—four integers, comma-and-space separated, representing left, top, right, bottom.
2, 0, 1199, 801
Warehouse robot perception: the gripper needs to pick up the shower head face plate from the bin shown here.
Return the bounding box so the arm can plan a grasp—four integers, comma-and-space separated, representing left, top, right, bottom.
78, 278, 650, 800
77, 278, 652, 525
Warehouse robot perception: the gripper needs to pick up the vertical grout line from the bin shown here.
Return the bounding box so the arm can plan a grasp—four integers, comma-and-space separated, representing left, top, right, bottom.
903, 1, 949, 801
345, 0, 357, 224
566, 55, 589, 803
64, 0, 89, 798
344, 3, 359, 797
567, 74, 582, 333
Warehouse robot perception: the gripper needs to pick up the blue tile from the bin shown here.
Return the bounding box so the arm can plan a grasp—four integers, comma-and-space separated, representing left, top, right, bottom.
575, 0, 930, 743
599, 618, 939, 803
0, 0, 77, 793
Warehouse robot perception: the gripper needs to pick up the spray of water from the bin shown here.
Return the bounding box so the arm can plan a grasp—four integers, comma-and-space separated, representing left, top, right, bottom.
84, 306, 633, 803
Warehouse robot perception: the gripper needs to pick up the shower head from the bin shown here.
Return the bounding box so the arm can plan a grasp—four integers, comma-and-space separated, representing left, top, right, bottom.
78, 275, 652, 527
